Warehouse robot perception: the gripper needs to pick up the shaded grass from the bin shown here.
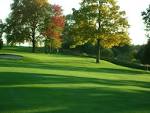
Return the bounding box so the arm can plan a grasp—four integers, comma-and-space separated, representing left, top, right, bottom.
0, 47, 150, 113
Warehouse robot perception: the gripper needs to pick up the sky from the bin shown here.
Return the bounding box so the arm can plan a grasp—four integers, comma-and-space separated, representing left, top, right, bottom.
0, 0, 150, 45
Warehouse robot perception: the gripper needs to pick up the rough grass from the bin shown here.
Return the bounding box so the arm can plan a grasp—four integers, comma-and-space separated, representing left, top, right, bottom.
0, 47, 150, 113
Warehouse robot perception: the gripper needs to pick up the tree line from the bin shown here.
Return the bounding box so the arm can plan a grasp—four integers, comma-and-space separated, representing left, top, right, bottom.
0, 0, 150, 65
1, 0, 65, 53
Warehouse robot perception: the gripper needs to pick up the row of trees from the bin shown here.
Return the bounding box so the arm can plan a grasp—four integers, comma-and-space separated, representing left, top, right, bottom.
0, 0, 131, 63
0, 0, 149, 64
63, 0, 150, 64
2, 0, 65, 53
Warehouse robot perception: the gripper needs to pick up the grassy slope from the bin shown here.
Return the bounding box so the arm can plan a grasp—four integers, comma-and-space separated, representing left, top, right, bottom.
0, 47, 150, 113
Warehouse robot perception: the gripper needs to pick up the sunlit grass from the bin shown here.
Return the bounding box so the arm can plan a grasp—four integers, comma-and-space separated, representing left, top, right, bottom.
0, 47, 150, 113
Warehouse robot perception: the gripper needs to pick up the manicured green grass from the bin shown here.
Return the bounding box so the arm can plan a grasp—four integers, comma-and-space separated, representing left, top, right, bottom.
0, 47, 150, 113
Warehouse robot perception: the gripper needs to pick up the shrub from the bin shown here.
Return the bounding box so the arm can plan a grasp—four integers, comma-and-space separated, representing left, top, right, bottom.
101, 48, 114, 59
142, 40, 150, 65
136, 40, 150, 65
103, 57, 150, 71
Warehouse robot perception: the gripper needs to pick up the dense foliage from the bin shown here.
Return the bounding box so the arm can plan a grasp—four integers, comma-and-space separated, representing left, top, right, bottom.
4, 0, 52, 52
1, 0, 150, 66
137, 40, 150, 65
64, 0, 130, 63
142, 5, 150, 65
43, 5, 65, 53
143, 40, 150, 64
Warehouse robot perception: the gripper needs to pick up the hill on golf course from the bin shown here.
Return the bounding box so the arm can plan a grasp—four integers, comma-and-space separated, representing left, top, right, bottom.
0, 47, 150, 113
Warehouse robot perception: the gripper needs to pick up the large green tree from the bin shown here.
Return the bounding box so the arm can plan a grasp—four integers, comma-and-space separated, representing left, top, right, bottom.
141, 5, 150, 64
5, 0, 51, 52
142, 5, 150, 39
70, 0, 130, 63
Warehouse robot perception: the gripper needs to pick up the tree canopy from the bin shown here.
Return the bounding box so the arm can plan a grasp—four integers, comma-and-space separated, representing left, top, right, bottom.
43, 5, 65, 53
66, 0, 130, 63
141, 5, 150, 65
5, 0, 51, 52
142, 5, 150, 39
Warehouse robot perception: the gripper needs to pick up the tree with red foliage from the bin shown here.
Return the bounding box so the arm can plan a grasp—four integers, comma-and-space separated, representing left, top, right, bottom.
43, 5, 65, 53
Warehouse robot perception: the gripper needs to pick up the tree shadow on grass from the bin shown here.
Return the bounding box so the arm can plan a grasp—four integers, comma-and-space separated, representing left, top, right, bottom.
0, 60, 149, 75
0, 72, 150, 113
0, 72, 150, 90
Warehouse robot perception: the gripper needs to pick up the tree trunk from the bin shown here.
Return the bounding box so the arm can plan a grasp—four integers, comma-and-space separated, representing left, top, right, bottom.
49, 39, 53, 53
31, 28, 36, 53
96, 1, 101, 63
96, 39, 101, 63
44, 40, 47, 53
